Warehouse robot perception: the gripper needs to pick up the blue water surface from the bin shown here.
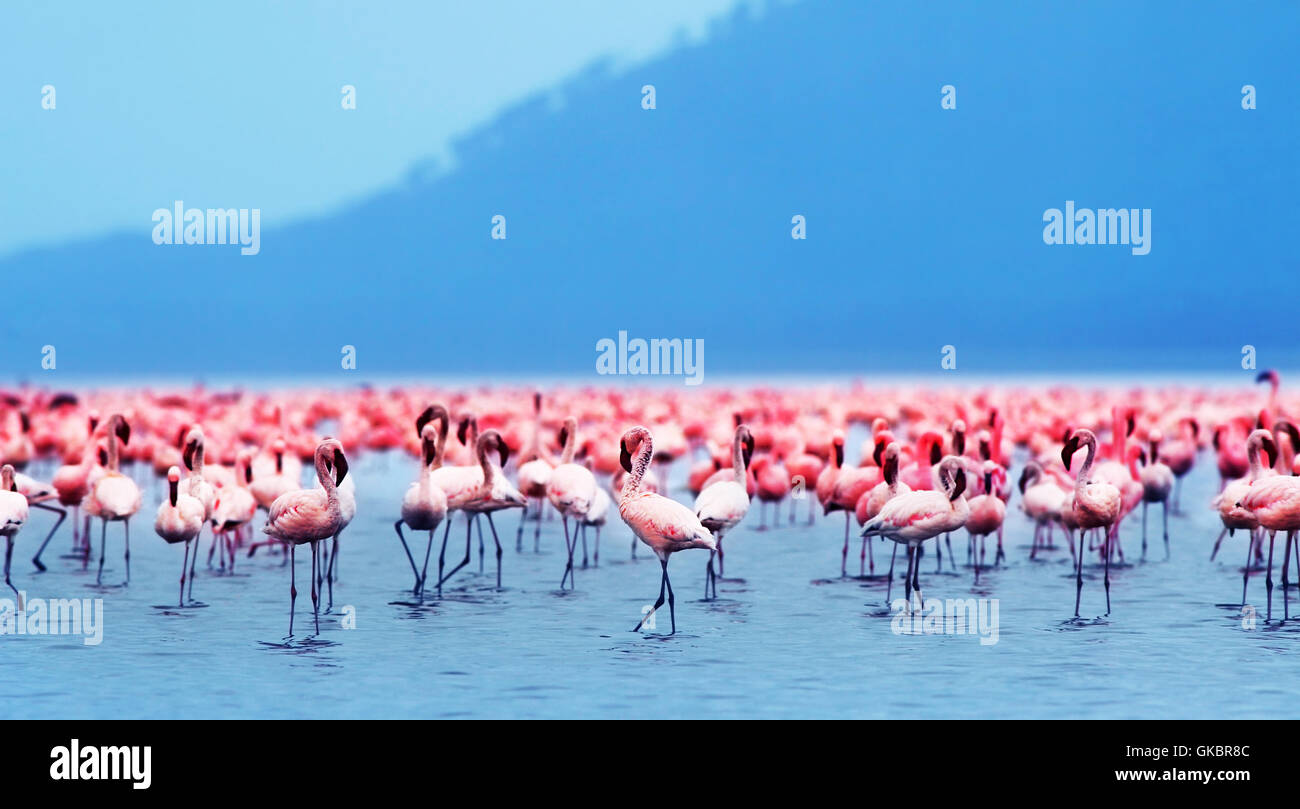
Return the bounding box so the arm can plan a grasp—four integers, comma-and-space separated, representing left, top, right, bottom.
1, 432, 1292, 720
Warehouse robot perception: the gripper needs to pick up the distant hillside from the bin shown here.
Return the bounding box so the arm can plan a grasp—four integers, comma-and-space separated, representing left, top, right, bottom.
3, 0, 1296, 379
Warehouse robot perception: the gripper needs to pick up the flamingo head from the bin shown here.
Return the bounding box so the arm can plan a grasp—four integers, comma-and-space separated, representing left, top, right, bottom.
317, 438, 348, 486
478, 430, 509, 468
1, 464, 14, 491
415, 403, 449, 440
619, 426, 652, 473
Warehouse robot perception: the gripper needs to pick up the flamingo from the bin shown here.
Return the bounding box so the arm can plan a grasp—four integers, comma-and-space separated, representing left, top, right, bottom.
580, 479, 611, 566
515, 392, 554, 551
244, 438, 301, 559
854, 441, 910, 597
1062, 428, 1121, 617
964, 461, 1006, 582
46, 412, 103, 563
1212, 428, 1275, 605
154, 466, 205, 606
1020, 460, 1067, 561
548, 417, 597, 589
621, 426, 716, 634
84, 415, 141, 586
0, 464, 29, 607
694, 424, 753, 599
827, 433, 886, 576
1138, 429, 1175, 560
315, 441, 356, 609
1240, 421, 1300, 622
14, 469, 67, 573
210, 449, 258, 571
395, 406, 448, 594
262, 438, 350, 636
179, 428, 218, 579
455, 430, 525, 588
859, 455, 969, 609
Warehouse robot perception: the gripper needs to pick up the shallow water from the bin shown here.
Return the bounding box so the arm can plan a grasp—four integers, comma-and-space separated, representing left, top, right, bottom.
2, 441, 1295, 720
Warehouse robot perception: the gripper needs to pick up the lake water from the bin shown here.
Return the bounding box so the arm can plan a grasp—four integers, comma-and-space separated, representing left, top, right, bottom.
2, 434, 1294, 720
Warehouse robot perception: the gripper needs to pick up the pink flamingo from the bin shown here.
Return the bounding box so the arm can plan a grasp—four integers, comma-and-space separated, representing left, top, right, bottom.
262, 438, 350, 636
964, 460, 1006, 582
1240, 421, 1300, 622
14, 469, 67, 573
1062, 428, 1121, 617
751, 454, 790, 530
1, 464, 29, 607
855, 441, 911, 597
84, 415, 141, 586
1020, 460, 1067, 561
859, 455, 969, 608
395, 406, 448, 595
435, 430, 524, 591
1212, 428, 1275, 605
154, 466, 205, 606
620, 426, 716, 634
244, 438, 301, 559
1138, 429, 1175, 559
548, 417, 598, 587
693, 424, 753, 598
515, 393, 554, 551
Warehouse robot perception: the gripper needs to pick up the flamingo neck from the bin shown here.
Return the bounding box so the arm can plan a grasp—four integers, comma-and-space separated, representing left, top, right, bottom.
731, 434, 746, 484
1076, 435, 1097, 492
621, 436, 653, 503
314, 450, 337, 503
561, 425, 576, 465
168, 479, 179, 507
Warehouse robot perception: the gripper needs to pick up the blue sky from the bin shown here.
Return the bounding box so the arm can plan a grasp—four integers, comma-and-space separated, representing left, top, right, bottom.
0, 0, 740, 257
1, 0, 1296, 377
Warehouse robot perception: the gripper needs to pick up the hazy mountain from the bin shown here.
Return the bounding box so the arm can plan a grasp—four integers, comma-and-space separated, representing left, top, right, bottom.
3, 0, 1296, 380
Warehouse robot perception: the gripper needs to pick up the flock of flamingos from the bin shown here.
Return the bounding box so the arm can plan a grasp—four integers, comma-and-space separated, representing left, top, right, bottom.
0, 373, 1298, 637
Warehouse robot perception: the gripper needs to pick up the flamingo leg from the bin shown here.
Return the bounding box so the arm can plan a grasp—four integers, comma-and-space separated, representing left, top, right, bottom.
885, 542, 898, 604
1141, 502, 1148, 560
1242, 529, 1253, 608
902, 545, 915, 611
1073, 527, 1085, 618
1162, 500, 1170, 560
4, 537, 19, 609
840, 512, 849, 576
995, 524, 1004, 564
179, 539, 189, 607
944, 534, 953, 572
1284, 531, 1294, 622
394, 520, 421, 594
533, 501, 542, 552
423, 518, 451, 597
516, 505, 525, 553
485, 513, 503, 588
560, 516, 575, 589
288, 544, 297, 637
1266, 531, 1276, 622
438, 514, 474, 591
717, 535, 725, 578
96, 519, 107, 585
476, 514, 485, 574
581, 523, 589, 568
594, 525, 601, 566
913, 543, 924, 606
310, 540, 320, 635
1211, 526, 1227, 561
1103, 525, 1112, 615
664, 560, 676, 634
633, 558, 669, 632
972, 531, 980, 584
326, 533, 339, 611
29, 502, 66, 572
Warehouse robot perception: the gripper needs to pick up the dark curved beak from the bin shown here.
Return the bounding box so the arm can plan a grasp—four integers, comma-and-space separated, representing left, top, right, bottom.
619, 439, 632, 473
333, 448, 349, 486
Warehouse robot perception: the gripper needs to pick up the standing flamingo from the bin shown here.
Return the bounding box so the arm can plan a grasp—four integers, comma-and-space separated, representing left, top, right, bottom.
0, 464, 29, 607
694, 424, 753, 598
855, 441, 910, 598
262, 438, 350, 636
1212, 428, 1274, 605
621, 427, 716, 634
1062, 429, 1121, 617
84, 415, 141, 586
395, 407, 448, 595
1138, 429, 1175, 559
964, 461, 1006, 582
1240, 421, 1300, 622
515, 393, 554, 551
859, 455, 969, 609
458, 430, 525, 588
548, 417, 597, 589
154, 466, 205, 606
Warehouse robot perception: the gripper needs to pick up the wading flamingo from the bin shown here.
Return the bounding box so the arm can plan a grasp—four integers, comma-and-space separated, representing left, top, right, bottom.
395, 406, 448, 594
1, 464, 29, 607
1062, 429, 1121, 617
621, 427, 715, 634
965, 460, 1007, 582
85, 415, 141, 586
154, 466, 205, 606
1138, 429, 1175, 559
1240, 421, 1300, 622
1212, 428, 1274, 605
694, 424, 753, 598
263, 438, 350, 636
860, 455, 969, 609
855, 442, 910, 598
548, 417, 597, 589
